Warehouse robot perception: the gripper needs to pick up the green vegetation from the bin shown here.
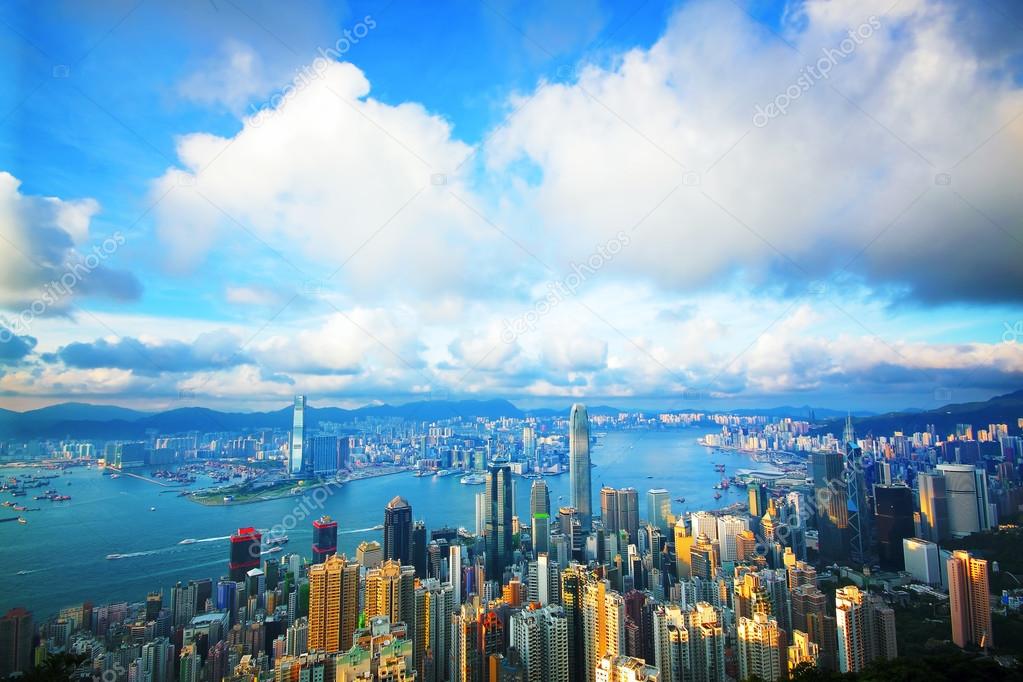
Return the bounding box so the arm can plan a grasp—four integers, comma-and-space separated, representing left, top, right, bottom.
188, 478, 303, 505
944, 524, 1023, 595
784, 651, 1023, 681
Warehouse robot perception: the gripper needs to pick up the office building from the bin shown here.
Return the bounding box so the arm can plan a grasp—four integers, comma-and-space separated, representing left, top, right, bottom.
228, 527, 261, 582
873, 484, 914, 570
716, 515, 749, 564
311, 515, 338, 564
937, 464, 989, 537
602, 487, 640, 545
947, 550, 993, 649
0, 608, 33, 677
811, 451, 848, 561
356, 540, 383, 569
570, 403, 593, 531
485, 464, 514, 579
383, 496, 413, 565
748, 483, 769, 520
647, 489, 671, 534
289, 395, 306, 476
532, 480, 551, 555
902, 538, 941, 585
917, 472, 949, 543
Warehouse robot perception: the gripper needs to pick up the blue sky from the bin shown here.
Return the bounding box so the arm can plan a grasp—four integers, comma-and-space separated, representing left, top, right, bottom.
1, 0, 1022, 412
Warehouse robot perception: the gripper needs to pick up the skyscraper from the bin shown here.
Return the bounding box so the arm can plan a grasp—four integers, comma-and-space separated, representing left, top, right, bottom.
413, 578, 454, 682
383, 496, 413, 565
570, 403, 592, 532
917, 472, 949, 543
602, 487, 640, 545
0, 608, 33, 677
748, 483, 769, 520
531, 480, 552, 555
523, 425, 537, 470
937, 464, 991, 537
873, 484, 915, 570
485, 464, 514, 579
311, 515, 338, 564
812, 451, 848, 561
307, 554, 359, 653
947, 550, 993, 649
289, 395, 306, 477
228, 527, 261, 582
646, 489, 671, 534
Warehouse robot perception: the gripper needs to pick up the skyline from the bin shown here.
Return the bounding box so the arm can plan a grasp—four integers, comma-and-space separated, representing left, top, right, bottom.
2, 0, 1023, 412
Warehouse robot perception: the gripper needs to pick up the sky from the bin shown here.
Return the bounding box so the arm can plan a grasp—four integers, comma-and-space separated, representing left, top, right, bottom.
1, 0, 1022, 413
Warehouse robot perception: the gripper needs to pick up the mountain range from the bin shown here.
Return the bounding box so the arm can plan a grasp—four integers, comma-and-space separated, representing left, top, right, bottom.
0, 392, 1017, 440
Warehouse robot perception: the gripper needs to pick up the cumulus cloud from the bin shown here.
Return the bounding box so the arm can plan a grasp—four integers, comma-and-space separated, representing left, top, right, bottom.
0, 326, 37, 363
486, 0, 1023, 305
49, 332, 248, 375
0, 172, 142, 312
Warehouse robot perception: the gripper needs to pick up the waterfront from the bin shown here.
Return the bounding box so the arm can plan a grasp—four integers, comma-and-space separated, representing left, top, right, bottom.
1, 425, 755, 618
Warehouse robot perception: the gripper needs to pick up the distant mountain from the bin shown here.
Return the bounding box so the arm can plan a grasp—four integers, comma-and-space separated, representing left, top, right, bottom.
816, 389, 1023, 437
724, 405, 876, 419
0, 398, 525, 439
525, 405, 623, 418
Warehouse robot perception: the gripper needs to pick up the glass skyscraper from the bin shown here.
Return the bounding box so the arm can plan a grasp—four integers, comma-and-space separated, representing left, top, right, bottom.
289, 395, 306, 477
569, 403, 592, 532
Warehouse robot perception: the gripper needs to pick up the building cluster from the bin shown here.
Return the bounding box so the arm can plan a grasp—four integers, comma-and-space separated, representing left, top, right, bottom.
4, 405, 1020, 681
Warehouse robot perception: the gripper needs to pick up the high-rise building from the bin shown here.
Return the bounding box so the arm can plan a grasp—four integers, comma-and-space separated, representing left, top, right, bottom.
947, 550, 993, 649
873, 484, 915, 570
413, 578, 454, 681
510, 605, 569, 682
0, 608, 33, 677
228, 527, 261, 582
674, 518, 693, 580
412, 520, 428, 578
307, 554, 359, 653
450, 544, 463, 607
811, 451, 848, 561
532, 480, 552, 556
937, 464, 991, 537
383, 496, 413, 565
308, 435, 340, 477
581, 580, 625, 682
748, 483, 769, 520
570, 404, 593, 532
485, 464, 514, 579
289, 395, 306, 477
737, 612, 783, 682
902, 538, 941, 585
355, 540, 383, 569
917, 472, 949, 543
523, 426, 538, 469
835, 586, 866, 673
716, 515, 749, 564
311, 515, 338, 564
365, 560, 416, 637
602, 487, 640, 545
689, 533, 717, 580
646, 489, 671, 534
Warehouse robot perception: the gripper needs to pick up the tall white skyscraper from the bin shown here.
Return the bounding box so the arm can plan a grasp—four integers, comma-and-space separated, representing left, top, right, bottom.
716, 515, 750, 563
289, 395, 306, 476
570, 403, 592, 532
449, 544, 462, 607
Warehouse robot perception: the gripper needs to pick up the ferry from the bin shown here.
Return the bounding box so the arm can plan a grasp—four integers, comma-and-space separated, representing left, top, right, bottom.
262, 546, 284, 554
264, 535, 289, 546
460, 473, 487, 485
17, 517, 27, 525
106, 553, 124, 560
179, 538, 197, 545
370, 524, 384, 531
674, 497, 686, 503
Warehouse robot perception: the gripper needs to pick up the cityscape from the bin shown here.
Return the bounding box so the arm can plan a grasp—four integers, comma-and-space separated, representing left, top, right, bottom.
3, 0, 1023, 681
3, 393, 1023, 681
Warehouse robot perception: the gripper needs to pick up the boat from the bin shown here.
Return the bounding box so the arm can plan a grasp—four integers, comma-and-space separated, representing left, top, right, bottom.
179, 538, 197, 545
150, 507, 156, 511
370, 524, 384, 531
460, 473, 487, 485
262, 545, 283, 554
106, 553, 123, 560
265, 535, 289, 546
17, 517, 27, 525
713, 492, 722, 500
